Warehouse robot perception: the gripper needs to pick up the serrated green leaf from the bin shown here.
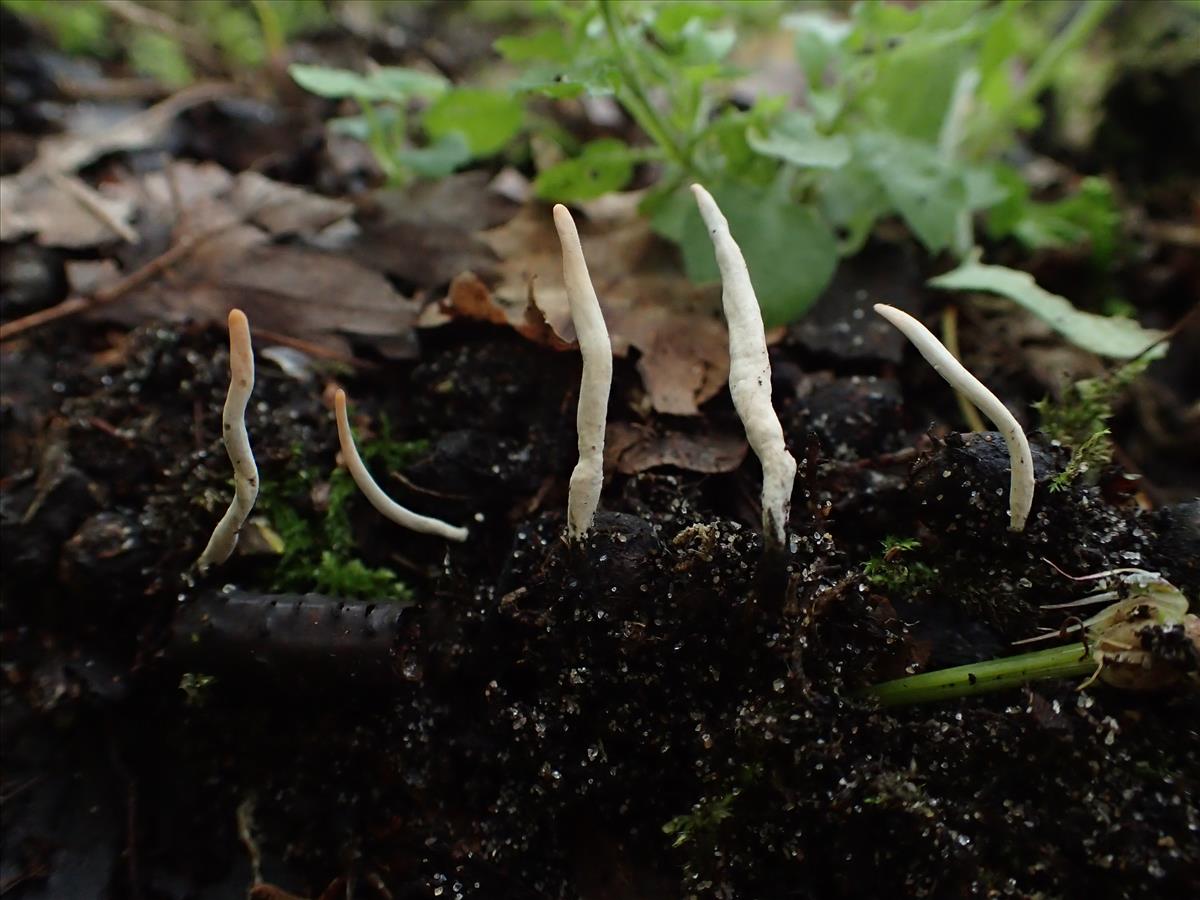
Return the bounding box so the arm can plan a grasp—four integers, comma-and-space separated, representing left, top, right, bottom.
670, 181, 838, 327
747, 110, 850, 169
423, 88, 523, 157
929, 260, 1167, 358
855, 131, 967, 252
396, 133, 472, 179
534, 138, 637, 202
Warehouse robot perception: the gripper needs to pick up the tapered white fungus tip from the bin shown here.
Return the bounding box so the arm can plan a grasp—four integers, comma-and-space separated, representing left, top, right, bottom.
334, 388, 468, 543
552, 203, 612, 543
873, 302, 1034, 532
690, 183, 796, 548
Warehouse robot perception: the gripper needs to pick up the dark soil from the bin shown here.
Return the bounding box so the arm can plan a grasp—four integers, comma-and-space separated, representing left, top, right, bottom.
2, 314, 1198, 900
3, 6, 1200, 898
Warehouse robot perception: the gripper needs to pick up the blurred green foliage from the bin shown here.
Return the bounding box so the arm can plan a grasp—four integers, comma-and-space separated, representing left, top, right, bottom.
8, 0, 1195, 340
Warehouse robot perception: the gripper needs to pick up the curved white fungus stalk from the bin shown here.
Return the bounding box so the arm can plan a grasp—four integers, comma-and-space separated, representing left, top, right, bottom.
690, 184, 797, 548
873, 302, 1034, 532
334, 389, 468, 542
553, 204, 613, 543
197, 308, 259, 571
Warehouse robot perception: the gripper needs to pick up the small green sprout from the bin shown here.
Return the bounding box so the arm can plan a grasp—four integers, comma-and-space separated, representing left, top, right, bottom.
863, 570, 1197, 706
864, 537, 937, 593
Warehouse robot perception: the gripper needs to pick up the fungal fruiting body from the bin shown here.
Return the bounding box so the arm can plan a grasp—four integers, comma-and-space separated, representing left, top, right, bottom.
690, 184, 797, 548
334, 389, 468, 542
872, 303, 1034, 532
197, 309, 259, 571
553, 204, 613, 543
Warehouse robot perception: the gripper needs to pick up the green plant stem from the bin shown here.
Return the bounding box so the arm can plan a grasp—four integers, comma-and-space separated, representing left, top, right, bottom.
862, 642, 1097, 707
250, 0, 284, 65
968, 0, 1115, 152
599, 0, 692, 173
1017, 0, 1115, 113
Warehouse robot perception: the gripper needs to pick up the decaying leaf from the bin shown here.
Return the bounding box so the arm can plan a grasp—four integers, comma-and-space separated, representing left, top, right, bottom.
420, 271, 572, 350
345, 171, 518, 290
605, 422, 749, 475
0, 174, 136, 247
56, 161, 413, 357
0, 83, 235, 248
423, 199, 730, 415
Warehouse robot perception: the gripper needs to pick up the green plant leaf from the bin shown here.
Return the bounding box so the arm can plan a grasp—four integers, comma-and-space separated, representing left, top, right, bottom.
289, 64, 446, 101
364, 67, 449, 100
128, 30, 193, 87
423, 88, 524, 157
653, 2, 724, 41
289, 64, 375, 98
929, 260, 1168, 358
494, 27, 571, 63
855, 131, 967, 253
986, 172, 1120, 264
534, 138, 637, 201
671, 181, 838, 327
747, 110, 850, 169
396, 133, 472, 179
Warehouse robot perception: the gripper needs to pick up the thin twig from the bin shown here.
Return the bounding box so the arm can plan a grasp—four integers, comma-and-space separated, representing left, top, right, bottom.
0, 223, 231, 342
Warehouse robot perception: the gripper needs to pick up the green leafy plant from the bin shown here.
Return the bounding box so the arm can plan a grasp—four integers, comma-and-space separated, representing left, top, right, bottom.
3, 0, 328, 82
929, 257, 1166, 359
663, 790, 736, 848
289, 63, 521, 183
490, 0, 1126, 328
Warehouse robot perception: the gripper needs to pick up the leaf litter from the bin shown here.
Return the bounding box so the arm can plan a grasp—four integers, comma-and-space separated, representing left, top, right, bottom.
421, 195, 732, 416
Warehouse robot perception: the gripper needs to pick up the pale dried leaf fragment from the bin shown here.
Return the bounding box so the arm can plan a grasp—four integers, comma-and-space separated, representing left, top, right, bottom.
690, 184, 796, 548
197, 309, 259, 571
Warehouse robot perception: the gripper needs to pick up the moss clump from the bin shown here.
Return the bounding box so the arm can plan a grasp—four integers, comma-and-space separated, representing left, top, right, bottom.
259, 428, 429, 601
863, 536, 937, 593
1035, 358, 1148, 490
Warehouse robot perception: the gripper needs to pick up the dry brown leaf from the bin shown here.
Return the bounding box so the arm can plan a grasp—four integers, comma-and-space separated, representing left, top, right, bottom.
31, 82, 235, 176
453, 199, 728, 415
227, 171, 354, 237
0, 174, 135, 247
605, 422, 748, 475
87, 231, 418, 358
61, 165, 412, 358
420, 272, 573, 351
0, 83, 235, 248
346, 171, 517, 290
